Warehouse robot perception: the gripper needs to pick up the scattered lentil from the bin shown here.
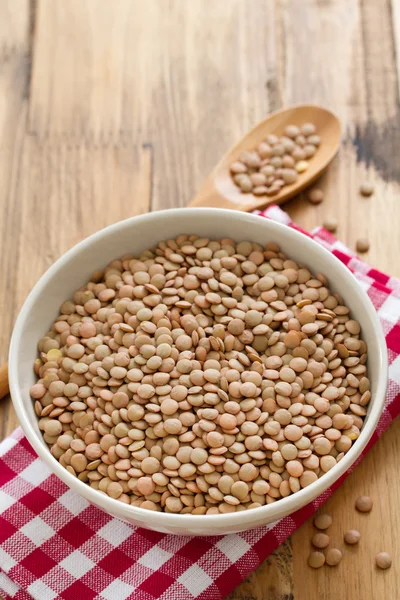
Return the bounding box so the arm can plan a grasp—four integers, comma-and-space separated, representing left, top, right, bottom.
359, 181, 374, 197
356, 238, 370, 253
375, 552, 392, 570
312, 532, 330, 549
355, 495, 373, 513
344, 529, 361, 545
323, 217, 338, 233
308, 551, 326, 569
308, 189, 324, 205
325, 548, 343, 566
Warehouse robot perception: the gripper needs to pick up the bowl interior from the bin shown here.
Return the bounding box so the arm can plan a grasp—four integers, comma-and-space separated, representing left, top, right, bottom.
9, 208, 387, 535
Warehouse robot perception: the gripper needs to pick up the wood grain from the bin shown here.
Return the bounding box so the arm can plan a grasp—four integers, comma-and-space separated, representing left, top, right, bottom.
0, 0, 30, 441
393, 0, 400, 98
1, 1, 400, 598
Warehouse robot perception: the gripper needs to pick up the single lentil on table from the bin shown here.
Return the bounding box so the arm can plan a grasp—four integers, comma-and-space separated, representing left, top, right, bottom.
355, 495, 373, 513
375, 552, 392, 570
359, 181, 374, 197
344, 529, 361, 545
356, 238, 370, 253
308, 188, 324, 205
325, 548, 343, 566
312, 532, 330, 549
30, 235, 371, 514
230, 123, 320, 196
313, 513, 332, 530
323, 217, 338, 233
308, 551, 326, 569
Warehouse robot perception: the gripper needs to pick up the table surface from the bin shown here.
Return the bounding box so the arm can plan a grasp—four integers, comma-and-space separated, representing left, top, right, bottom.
1, 1, 400, 598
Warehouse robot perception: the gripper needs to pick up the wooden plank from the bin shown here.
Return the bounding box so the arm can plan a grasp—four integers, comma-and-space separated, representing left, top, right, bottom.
282, 0, 400, 277
226, 541, 293, 600
144, 0, 281, 209
0, 0, 30, 49
393, 0, 400, 98
0, 0, 30, 441
278, 1, 400, 599
14, 140, 153, 297
30, 0, 280, 208
29, 0, 134, 138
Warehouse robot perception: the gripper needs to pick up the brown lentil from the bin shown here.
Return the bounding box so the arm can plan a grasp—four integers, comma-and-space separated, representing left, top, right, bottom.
375, 552, 392, 569
314, 514, 332, 530
308, 551, 325, 569
325, 548, 342, 566
344, 529, 361, 545
308, 189, 324, 205
355, 495, 373, 513
323, 217, 338, 233
359, 181, 374, 197
356, 238, 370, 253
312, 532, 330, 549
230, 124, 321, 196
30, 236, 370, 515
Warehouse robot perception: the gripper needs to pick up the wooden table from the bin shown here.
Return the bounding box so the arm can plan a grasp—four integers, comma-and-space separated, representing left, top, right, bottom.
1, 1, 399, 598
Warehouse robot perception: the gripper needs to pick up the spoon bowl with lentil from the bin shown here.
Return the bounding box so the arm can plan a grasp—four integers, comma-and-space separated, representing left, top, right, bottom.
190, 105, 341, 212
9, 208, 387, 535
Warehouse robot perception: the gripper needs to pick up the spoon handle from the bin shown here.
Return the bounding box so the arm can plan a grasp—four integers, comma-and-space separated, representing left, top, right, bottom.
189, 174, 276, 212
0, 363, 9, 400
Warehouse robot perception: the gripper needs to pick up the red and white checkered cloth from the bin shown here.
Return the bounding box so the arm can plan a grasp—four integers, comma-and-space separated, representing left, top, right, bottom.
1, 205, 400, 600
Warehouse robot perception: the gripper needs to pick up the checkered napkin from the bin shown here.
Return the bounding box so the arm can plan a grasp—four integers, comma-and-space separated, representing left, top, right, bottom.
1, 205, 400, 600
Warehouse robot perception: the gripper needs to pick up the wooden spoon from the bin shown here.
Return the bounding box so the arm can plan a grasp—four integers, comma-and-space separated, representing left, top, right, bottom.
189, 104, 341, 211
0, 105, 341, 402
0, 363, 9, 400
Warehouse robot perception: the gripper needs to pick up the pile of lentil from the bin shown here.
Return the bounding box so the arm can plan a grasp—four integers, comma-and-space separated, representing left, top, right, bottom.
308, 497, 393, 570
230, 123, 320, 196
30, 235, 371, 515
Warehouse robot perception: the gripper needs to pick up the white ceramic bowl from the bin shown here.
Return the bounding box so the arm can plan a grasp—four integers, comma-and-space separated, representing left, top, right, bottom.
9, 208, 387, 536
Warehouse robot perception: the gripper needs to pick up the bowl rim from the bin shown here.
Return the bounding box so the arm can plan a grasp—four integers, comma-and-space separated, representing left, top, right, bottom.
9, 207, 388, 530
